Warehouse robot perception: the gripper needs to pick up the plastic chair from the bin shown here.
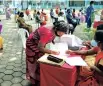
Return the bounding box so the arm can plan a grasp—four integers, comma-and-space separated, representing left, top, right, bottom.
18, 28, 29, 58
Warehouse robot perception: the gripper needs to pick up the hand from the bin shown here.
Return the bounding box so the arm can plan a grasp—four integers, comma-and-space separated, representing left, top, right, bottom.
82, 41, 91, 48
66, 50, 75, 55
51, 51, 60, 55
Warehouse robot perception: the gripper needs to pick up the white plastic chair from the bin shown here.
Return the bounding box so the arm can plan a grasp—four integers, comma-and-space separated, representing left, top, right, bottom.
18, 28, 29, 58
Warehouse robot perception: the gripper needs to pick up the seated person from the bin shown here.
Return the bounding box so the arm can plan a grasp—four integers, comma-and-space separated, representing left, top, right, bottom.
83, 24, 103, 49
66, 9, 77, 34
58, 12, 65, 21
17, 12, 32, 34
100, 10, 103, 21
66, 30, 103, 86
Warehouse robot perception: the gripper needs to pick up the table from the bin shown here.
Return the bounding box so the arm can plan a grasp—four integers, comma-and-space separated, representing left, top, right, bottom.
93, 21, 103, 28
40, 56, 77, 86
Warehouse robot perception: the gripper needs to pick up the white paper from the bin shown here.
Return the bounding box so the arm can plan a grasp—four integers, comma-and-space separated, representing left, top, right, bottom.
50, 43, 68, 56
95, 15, 100, 21
65, 56, 88, 66
60, 34, 83, 47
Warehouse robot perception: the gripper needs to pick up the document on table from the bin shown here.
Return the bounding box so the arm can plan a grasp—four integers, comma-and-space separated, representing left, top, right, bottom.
50, 43, 69, 59
65, 56, 88, 66
60, 34, 83, 47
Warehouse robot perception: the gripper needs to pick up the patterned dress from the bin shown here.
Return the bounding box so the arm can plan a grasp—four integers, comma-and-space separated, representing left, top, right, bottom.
77, 47, 99, 86
26, 25, 55, 84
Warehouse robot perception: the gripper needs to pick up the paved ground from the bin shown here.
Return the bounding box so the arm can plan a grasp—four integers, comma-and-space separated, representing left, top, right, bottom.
0, 14, 94, 86
0, 15, 33, 86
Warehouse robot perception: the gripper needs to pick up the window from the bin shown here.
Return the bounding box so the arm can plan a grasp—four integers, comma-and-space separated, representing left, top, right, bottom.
69, 0, 85, 7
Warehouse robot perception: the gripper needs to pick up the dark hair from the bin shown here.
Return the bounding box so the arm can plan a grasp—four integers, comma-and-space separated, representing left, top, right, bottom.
42, 9, 43, 11
19, 12, 24, 17
51, 9, 53, 11
34, 9, 36, 12
94, 30, 103, 42
17, 11, 20, 15
97, 24, 103, 30
37, 11, 40, 15
67, 9, 71, 13
79, 9, 81, 12
53, 21, 69, 36
94, 30, 103, 50
90, 1, 94, 5
73, 9, 75, 12
65, 8, 67, 10
58, 12, 64, 16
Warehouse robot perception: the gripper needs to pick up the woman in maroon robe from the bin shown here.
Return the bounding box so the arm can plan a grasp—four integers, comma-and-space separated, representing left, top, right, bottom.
26, 21, 69, 86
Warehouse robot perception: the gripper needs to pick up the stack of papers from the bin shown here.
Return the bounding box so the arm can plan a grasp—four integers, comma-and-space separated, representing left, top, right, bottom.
60, 34, 83, 47
65, 56, 87, 66
50, 43, 68, 57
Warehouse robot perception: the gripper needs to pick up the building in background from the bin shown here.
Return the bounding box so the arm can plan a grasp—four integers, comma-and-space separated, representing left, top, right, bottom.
0, 0, 103, 10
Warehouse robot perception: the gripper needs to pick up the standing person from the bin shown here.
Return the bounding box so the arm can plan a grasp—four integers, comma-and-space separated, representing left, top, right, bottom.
5, 7, 11, 20
86, 1, 94, 29
26, 21, 69, 86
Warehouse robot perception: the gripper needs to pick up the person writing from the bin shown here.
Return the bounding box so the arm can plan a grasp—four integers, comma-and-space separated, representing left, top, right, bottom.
26, 21, 69, 86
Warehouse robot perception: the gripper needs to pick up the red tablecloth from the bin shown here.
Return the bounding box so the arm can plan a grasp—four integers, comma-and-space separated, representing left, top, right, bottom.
93, 21, 103, 28
40, 56, 78, 86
